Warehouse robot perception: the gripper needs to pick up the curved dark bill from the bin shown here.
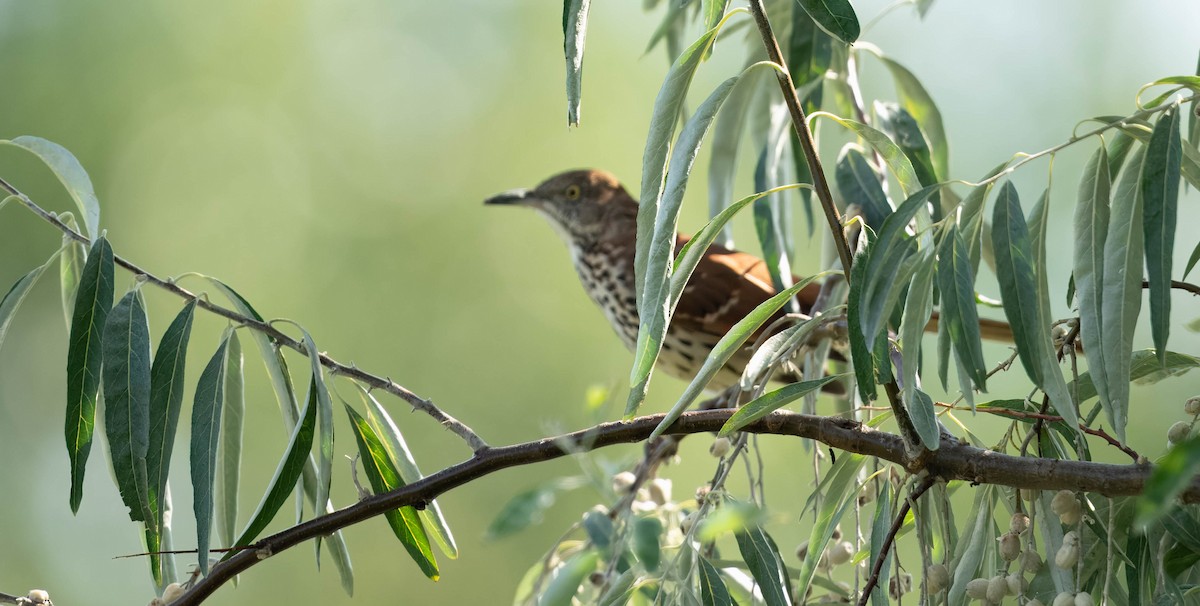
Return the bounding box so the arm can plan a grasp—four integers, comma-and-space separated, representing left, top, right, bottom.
483, 188, 532, 206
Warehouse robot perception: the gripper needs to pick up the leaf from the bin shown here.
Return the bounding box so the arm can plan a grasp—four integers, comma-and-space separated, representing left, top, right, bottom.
707, 66, 765, 247
1073, 146, 1112, 416
947, 486, 997, 604
909, 389, 941, 451
876, 102, 937, 189
562, 0, 592, 126
59, 215, 86, 330
936, 224, 988, 390
822, 116, 922, 196
345, 403, 438, 580
899, 248, 935, 406
1141, 106, 1182, 364
795, 453, 868, 599
217, 330, 245, 551
1185, 241, 1200, 280
788, 6, 833, 110
228, 373, 318, 554
65, 236, 114, 513
835, 146, 892, 230
876, 54, 949, 179
858, 186, 940, 345
632, 517, 663, 572
0, 136, 100, 238
847, 241, 876, 402
1068, 349, 1200, 403
1101, 147, 1147, 442
702, 0, 730, 32
650, 273, 830, 438
191, 334, 230, 574
1136, 435, 1200, 530
991, 184, 1076, 427
698, 556, 734, 606
719, 376, 840, 436
539, 550, 599, 606
868, 484, 892, 606
735, 526, 790, 606
796, 0, 860, 44
630, 71, 749, 416
361, 387, 457, 558
291, 325, 335, 558
145, 299, 196, 580
103, 289, 155, 527
960, 163, 1009, 273
0, 252, 57, 352
485, 479, 582, 540
636, 20, 725, 306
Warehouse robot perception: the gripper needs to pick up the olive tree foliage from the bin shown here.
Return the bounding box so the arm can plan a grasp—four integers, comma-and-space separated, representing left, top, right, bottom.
1, 0, 1199, 604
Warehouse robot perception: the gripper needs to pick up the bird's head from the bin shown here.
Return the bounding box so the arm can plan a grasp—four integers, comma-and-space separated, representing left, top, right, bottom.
484, 169, 636, 248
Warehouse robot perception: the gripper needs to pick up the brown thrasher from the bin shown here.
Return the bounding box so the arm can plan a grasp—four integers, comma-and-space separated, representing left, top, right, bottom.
485, 169, 1011, 390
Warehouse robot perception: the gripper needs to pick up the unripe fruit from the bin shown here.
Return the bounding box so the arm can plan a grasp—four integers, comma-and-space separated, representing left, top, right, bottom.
1168, 421, 1191, 445
1020, 550, 1043, 574
986, 575, 1008, 602
1059, 504, 1083, 525
965, 577, 989, 599
1056, 531, 1081, 568
795, 541, 809, 560
1027, 600, 1045, 606
999, 532, 1022, 561
828, 541, 854, 566
1007, 573, 1027, 595
888, 573, 912, 600
1075, 592, 1095, 606
613, 471, 637, 494
1185, 396, 1200, 416
1011, 512, 1031, 534
648, 478, 672, 506
709, 437, 732, 457
926, 563, 949, 593
161, 583, 185, 604
1053, 593, 1075, 606
1051, 490, 1076, 514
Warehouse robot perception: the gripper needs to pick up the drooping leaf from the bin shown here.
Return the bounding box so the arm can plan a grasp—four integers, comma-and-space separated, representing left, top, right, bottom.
835, 146, 892, 230
0, 252, 57, 352
868, 483, 893, 606
1073, 147, 1112, 416
1068, 349, 1200, 403
1027, 189, 1078, 429
822, 116, 922, 196
485, 478, 583, 540
960, 163, 1009, 273
899, 248, 935, 406
876, 102, 937, 189
191, 334, 230, 574
795, 0, 860, 44
361, 387, 457, 558
707, 66, 765, 247
0, 136, 100, 238
719, 376, 841, 436
58, 215, 86, 330
909, 389, 941, 451
540, 549, 599, 606
562, 0, 592, 126
345, 403, 438, 580
991, 184, 1076, 427
103, 288, 154, 526
698, 556, 734, 606
228, 373, 318, 554
291, 325, 335, 558
795, 453, 868, 599
1136, 435, 1200, 530
848, 241, 877, 402
858, 186, 939, 345
65, 236, 114, 513
947, 486, 997, 604
1141, 106, 1182, 364
936, 224, 988, 390
630, 70, 746, 416
651, 273, 831, 437
217, 330, 245, 552
145, 299, 196, 580
788, 5, 833, 112
735, 525, 790, 606
632, 517, 663, 572
876, 54, 949, 179
1100, 147, 1147, 442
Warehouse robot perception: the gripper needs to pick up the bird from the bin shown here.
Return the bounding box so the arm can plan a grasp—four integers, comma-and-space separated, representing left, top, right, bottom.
485, 168, 1011, 391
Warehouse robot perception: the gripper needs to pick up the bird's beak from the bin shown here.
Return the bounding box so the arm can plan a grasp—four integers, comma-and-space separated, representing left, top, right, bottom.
484, 188, 534, 206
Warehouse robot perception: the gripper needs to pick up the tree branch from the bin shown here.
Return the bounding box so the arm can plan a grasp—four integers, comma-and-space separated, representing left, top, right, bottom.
1142, 278, 1200, 296
0, 175, 489, 452
174, 408, 1196, 604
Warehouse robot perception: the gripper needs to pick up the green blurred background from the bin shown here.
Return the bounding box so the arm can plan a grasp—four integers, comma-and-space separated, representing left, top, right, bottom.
0, 1, 1197, 603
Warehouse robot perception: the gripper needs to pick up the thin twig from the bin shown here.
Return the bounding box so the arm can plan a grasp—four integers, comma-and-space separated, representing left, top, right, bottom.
856, 476, 935, 606
978, 404, 1140, 462
1142, 279, 1200, 296
0, 176, 489, 452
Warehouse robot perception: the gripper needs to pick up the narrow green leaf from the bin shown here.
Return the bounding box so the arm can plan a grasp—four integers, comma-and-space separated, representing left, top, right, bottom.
59, 215, 86, 330
796, 0, 859, 44
563, 0, 592, 126
630, 73, 744, 416
217, 330, 245, 551
988, 182, 1084, 427
0, 252, 57, 352
848, 241, 876, 402
65, 236, 114, 513
835, 146, 892, 230
292, 326, 335, 558
859, 186, 939, 345
636, 19, 726, 305
1068, 349, 1200, 403
860, 235, 919, 351
228, 373, 318, 554
876, 54, 949, 179
345, 403, 438, 580
908, 389, 940, 450
936, 224, 988, 390
738, 308, 839, 392
1136, 435, 1200, 530
103, 289, 154, 526
1074, 146, 1112, 415
540, 550, 599, 606
868, 484, 893, 606
1028, 190, 1078, 429
1184, 241, 1200, 279
191, 335, 230, 574
632, 517, 663, 572
1, 136, 100, 238
698, 556, 734, 606
877, 103, 938, 189
719, 376, 840, 436
707, 66, 765, 247
822, 116, 922, 196
795, 453, 868, 599
361, 387, 458, 558
788, 6, 833, 111
702, 0, 730, 31
485, 478, 582, 540
1141, 106, 1182, 364
735, 526, 790, 606
1101, 147, 1147, 442
960, 163, 1009, 273
582, 509, 614, 549
947, 486, 997, 604
899, 248, 935, 406
650, 273, 830, 437
145, 299, 196, 581
1106, 130, 1137, 182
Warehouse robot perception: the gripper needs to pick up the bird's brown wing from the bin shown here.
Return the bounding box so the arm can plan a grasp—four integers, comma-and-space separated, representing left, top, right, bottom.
669, 234, 821, 340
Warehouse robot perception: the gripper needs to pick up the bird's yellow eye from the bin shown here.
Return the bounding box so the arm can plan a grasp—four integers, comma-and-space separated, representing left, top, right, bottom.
564, 184, 582, 200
